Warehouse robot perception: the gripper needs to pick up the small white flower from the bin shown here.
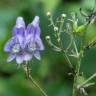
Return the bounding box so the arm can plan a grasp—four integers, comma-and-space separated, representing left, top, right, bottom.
54, 26, 58, 31
46, 12, 51, 17
61, 14, 66, 18
46, 36, 50, 40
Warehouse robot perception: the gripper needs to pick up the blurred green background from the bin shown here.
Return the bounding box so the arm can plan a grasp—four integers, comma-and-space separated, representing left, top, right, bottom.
0, 0, 96, 96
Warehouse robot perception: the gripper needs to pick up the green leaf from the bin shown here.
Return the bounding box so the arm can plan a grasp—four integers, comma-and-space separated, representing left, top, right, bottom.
75, 25, 87, 33
76, 75, 86, 85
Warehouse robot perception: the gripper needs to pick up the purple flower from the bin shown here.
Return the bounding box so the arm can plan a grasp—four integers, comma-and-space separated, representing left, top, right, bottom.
25, 16, 44, 60
4, 16, 44, 64
4, 17, 25, 64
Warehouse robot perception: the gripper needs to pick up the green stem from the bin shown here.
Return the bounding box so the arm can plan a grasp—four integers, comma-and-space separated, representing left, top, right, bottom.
63, 51, 73, 69
72, 38, 82, 96
73, 40, 79, 57
72, 60, 81, 96
49, 16, 55, 28
57, 17, 73, 69
29, 75, 48, 96
66, 33, 73, 51
72, 59, 81, 96
23, 62, 48, 96
72, 76, 78, 96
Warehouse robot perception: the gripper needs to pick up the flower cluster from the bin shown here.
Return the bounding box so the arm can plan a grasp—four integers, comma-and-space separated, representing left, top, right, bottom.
4, 16, 44, 64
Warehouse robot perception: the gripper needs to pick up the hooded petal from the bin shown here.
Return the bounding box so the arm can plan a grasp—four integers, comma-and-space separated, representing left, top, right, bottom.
12, 17, 25, 36
26, 16, 40, 36
32, 16, 40, 27
32, 16, 41, 36
7, 53, 16, 62
16, 17, 25, 28
4, 37, 17, 52
34, 51, 41, 60
12, 17, 26, 48
35, 26, 41, 37
16, 35, 24, 49
16, 55, 24, 64
25, 24, 35, 45
26, 24, 34, 35
25, 16, 41, 48
13, 27, 25, 36
35, 36, 44, 50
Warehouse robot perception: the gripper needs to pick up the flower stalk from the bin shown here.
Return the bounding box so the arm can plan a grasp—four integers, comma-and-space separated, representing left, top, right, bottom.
4, 16, 46, 96
72, 40, 81, 96
23, 62, 48, 96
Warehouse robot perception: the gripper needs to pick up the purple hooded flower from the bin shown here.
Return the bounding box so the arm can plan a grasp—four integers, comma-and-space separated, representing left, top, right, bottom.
4, 16, 44, 64
4, 17, 25, 64
25, 16, 44, 60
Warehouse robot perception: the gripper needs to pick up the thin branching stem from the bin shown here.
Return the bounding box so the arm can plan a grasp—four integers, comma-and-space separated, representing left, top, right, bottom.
72, 42, 79, 96
58, 16, 73, 69
29, 75, 48, 96
63, 50, 73, 69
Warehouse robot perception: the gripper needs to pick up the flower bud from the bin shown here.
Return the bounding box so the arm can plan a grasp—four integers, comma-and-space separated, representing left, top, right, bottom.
54, 26, 58, 31
46, 36, 50, 40
46, 12, 51, 17
61, 14, 66, 18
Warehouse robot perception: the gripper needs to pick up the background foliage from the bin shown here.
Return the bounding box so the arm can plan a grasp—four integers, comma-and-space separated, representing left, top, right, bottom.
0, 0, 96, 96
